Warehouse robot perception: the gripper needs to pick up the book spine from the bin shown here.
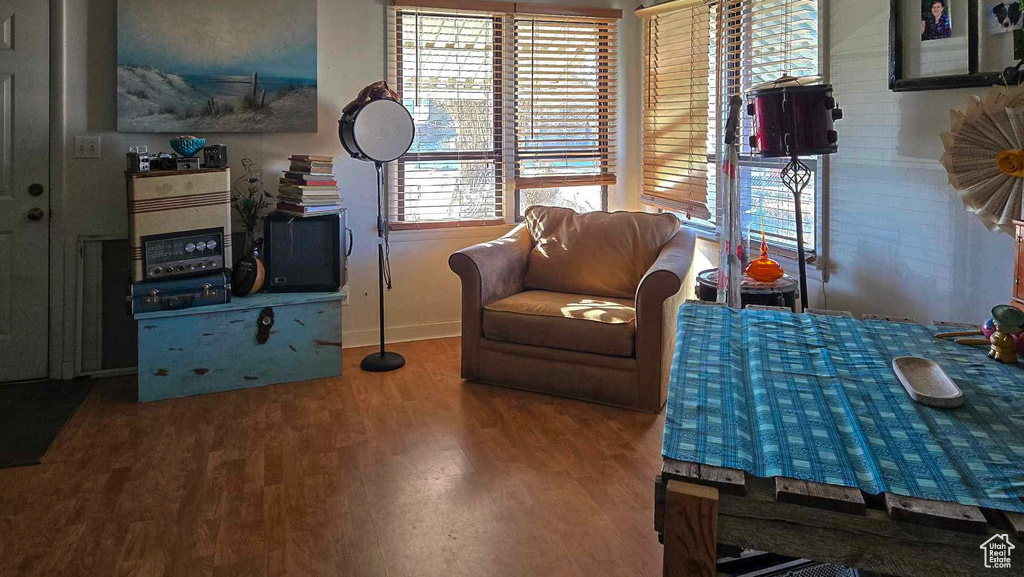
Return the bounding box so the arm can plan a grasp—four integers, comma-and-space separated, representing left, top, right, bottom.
284, 171, 335, 180
280, 179, 339, 188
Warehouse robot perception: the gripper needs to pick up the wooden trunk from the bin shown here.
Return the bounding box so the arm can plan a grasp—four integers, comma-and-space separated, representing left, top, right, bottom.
134, 291, 345, 402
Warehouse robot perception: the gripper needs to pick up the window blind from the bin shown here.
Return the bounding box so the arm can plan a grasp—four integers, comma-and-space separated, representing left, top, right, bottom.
638, 0, 713, 220
389, 8, 506, 228
513, 15, 617, 190
718, 0, 820, 250
389, 2, 621, 229
638, 0, 820, 250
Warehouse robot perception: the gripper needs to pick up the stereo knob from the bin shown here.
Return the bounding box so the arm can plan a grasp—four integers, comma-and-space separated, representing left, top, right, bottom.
185, 242, 196, 253
177, 265, 185, 272
200, 262, 207, 269
151, 268, 162, 276
188, 264, 197, 271
165, 267, 173, 273
206, 240, 218, 251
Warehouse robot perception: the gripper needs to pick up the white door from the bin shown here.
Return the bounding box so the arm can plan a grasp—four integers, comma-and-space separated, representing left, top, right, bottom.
0, 0, 49, 382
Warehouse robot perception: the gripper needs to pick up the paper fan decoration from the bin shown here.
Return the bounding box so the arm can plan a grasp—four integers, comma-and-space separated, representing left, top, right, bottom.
941, 84, 1024, 235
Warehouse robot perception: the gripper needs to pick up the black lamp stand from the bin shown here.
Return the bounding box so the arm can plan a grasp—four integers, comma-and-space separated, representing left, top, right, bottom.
781, 154, 812, 313
360, 161, 405, 372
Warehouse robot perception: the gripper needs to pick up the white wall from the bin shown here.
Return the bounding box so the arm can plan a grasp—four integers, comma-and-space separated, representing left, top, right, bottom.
51, 0, 641, 375
827, 0, 1014, 324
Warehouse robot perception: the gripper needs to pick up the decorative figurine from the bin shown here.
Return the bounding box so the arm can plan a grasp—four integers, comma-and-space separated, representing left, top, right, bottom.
745, 215, 785, 283
988, 305, 1024, 364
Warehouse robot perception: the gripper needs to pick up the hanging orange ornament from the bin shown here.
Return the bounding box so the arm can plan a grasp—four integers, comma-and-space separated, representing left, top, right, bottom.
745, 215, 785, 283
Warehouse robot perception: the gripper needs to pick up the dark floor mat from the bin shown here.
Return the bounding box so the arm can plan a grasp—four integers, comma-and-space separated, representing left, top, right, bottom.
0, 379, 92, 468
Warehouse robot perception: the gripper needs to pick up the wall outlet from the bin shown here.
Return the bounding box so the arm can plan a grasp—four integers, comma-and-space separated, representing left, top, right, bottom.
73, 136, 101, 159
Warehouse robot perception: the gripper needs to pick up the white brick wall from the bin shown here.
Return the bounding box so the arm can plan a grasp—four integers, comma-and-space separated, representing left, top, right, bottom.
825, 0, 1014, 324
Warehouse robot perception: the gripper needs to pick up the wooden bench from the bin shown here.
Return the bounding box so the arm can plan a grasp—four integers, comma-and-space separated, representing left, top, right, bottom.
657, 307, 1023, 576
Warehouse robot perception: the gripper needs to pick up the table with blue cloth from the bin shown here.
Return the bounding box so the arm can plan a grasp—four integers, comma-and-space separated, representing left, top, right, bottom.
655, 302, 1024, 577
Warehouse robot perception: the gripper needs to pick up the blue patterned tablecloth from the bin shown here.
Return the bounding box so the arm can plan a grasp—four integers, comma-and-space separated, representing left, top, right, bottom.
664, 303, 1024, 513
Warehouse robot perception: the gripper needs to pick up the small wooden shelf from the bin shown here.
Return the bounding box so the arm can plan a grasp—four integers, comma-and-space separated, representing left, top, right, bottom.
1015, 223, 1024, 305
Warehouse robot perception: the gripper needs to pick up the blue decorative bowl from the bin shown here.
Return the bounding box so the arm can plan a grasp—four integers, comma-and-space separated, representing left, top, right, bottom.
170, 136, 206, 158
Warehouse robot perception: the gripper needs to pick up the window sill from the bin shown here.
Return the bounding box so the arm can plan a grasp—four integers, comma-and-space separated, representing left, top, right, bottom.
388, 221, 516, 244
389, 218, 506, 232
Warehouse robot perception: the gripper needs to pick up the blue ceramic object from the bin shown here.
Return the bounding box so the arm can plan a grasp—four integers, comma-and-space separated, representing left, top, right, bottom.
170, 136, 206, 158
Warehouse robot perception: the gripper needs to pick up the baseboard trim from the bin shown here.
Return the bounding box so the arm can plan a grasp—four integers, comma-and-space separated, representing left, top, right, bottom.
342, 321, 461, 349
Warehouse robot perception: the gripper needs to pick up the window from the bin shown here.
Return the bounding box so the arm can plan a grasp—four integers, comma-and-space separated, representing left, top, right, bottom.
392, 11, 505, 229
513, 16, 617, 218
640, 0, 821, 253
389, 3, 620, 229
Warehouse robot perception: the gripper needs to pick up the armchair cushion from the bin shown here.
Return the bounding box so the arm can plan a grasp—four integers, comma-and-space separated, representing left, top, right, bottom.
482, 290, 636, 357
522, 206, 680, 299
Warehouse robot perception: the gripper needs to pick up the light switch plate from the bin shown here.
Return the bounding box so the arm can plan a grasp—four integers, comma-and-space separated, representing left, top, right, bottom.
74, 136, 101, 159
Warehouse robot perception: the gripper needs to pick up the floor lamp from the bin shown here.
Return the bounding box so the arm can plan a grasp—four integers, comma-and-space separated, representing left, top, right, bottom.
339, 82, 415, 372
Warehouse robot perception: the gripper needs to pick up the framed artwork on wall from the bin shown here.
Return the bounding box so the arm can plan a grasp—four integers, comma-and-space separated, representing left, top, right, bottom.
117, 0, 318, 132
889, 0, 1022, 91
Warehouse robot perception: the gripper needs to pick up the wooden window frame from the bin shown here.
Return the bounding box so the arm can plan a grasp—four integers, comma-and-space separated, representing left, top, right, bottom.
392, 11, 506, 231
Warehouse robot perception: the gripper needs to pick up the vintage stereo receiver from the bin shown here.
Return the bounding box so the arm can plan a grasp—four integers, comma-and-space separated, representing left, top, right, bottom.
126, 168, 232, 283
142, 227, 226, 280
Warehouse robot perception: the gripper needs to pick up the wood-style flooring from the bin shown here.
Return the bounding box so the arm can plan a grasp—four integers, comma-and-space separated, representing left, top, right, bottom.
0, 338, 667, 577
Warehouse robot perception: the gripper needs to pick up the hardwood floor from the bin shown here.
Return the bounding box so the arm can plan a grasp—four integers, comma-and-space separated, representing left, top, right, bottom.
0, 338, 667, 577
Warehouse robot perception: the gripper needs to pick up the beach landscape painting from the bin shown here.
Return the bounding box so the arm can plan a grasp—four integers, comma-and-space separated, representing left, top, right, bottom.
117, 0, 317, 133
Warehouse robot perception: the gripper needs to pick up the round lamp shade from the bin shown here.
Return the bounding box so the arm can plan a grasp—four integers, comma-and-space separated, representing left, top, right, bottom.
340, 99, 415, 163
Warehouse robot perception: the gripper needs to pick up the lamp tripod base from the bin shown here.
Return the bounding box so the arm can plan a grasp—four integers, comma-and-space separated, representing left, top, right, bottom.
360, 351, 406, 372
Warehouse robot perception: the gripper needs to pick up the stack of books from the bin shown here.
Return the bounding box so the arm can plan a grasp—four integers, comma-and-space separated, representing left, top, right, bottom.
276, 155, 342, 217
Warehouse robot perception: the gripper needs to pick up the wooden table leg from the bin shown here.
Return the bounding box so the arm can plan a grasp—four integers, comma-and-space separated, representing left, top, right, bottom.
663, 479, 719, 577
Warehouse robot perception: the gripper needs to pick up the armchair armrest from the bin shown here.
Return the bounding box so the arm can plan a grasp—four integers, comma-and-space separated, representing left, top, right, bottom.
449, 224, 533, 379
635, 228, 696, 412
449, 224, 532, 307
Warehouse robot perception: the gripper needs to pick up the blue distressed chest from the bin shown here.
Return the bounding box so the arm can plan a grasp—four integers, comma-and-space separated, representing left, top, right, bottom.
134, 291, 345, 402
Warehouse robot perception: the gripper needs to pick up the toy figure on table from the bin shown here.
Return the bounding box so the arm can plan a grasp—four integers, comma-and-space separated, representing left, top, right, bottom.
989, 305, 1024, 364
934, 304, 1024, 363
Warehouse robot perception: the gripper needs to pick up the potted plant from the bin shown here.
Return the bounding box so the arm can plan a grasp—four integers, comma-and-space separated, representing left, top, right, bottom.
230, 158, 272, 296
231, 158, 273, 257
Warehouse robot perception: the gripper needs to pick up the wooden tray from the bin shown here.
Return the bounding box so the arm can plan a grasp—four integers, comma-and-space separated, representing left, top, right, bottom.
892, 357, 964, 409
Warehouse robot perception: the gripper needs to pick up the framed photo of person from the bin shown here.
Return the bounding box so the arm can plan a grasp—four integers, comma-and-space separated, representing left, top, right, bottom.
889, 0, 1019, 90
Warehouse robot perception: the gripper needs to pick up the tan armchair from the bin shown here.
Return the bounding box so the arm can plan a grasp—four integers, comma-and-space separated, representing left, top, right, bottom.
449, 206, 696, 413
